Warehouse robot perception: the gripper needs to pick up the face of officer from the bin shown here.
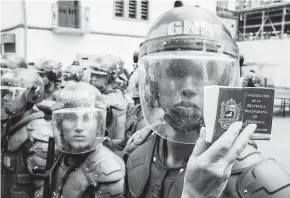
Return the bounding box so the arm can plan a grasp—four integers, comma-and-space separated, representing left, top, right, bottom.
158, 59, 205, 134
91, 74, 110, 91
61, 111, 97, 153
1, 87, 26, 117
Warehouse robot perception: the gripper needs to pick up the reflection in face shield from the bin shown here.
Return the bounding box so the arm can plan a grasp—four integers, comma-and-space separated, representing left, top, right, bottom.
139, 51, 239, 144
52, 108, 105, 154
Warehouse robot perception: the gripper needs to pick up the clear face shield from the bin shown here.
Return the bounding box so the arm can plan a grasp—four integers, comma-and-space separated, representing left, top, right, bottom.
89, 69, 111, 91
1, 86, 27, 119
52, 101, 106, 154
139, 37, 240, 144
61, 72, 77, 89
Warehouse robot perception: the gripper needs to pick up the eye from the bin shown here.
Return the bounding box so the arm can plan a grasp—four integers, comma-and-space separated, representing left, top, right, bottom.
83, 113, 90, 121
63, 113, 77, 121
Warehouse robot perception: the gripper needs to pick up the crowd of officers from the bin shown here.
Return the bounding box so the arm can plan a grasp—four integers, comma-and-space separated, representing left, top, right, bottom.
1, 6, 290, 198
1, 51, 146, 198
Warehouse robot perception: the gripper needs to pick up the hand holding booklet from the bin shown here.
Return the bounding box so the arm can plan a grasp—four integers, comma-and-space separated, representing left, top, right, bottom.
204, 86, 275, 143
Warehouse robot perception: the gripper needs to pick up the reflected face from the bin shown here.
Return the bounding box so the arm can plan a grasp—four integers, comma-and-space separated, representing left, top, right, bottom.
61, 111, 97, 152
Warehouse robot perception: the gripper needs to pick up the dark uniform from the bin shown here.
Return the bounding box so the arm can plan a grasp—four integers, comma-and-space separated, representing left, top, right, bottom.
49, 82, 125, 198
125, 127, 290, 198
124, 6, 290, 198
35, 60, 62, 121
1, 69, 54, 198
88, 55, 128, 141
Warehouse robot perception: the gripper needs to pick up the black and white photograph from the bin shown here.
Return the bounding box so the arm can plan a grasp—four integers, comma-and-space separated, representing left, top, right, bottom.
1, 0, 290, 197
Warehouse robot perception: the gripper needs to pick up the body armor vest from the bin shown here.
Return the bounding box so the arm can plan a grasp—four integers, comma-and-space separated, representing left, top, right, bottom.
126, 132, 290, 198
103, 89, 128, 140
126, 135, 185, 198
50, 145, 125, 198
1, 113, 45, 198
125, 104, 147, 141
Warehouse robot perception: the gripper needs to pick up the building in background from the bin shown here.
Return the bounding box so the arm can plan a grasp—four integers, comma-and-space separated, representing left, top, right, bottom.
236, 0, 285, 10
1, 0, 217, 71
236, 1, 290, 87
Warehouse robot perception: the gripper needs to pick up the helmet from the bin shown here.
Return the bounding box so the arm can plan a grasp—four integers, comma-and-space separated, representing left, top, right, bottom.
139, 7, 240, 144
1, 53, 27, 76
88, 55, 123, 92
52, 82, 106, 154
36, 60, 62, 86
1, 69, 44, 119
114, 73, 129, 91
61, 62, 84, 88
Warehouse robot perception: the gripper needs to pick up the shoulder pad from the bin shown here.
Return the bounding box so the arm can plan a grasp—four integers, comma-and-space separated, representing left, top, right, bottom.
7, 117, 52, 152
27, 119, 53, 142
98, 179, 124, 197
83, 146, 125, 183
232, 145, 263, 174
124, 125, 154, 154
237, 158, 290, 198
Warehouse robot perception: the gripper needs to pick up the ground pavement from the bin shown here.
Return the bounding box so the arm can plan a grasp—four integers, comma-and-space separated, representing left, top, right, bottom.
256, 111, 290, 173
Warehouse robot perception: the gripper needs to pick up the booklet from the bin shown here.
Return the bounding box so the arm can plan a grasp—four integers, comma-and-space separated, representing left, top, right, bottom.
204, 86, 275, 143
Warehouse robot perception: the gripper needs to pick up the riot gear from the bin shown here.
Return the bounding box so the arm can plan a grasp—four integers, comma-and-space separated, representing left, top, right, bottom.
36, 60, 62, 90
1, 69, 44, 119
1, 53, 27, 76
1, 69, 53, 198
61, 62, 84, 88
49, 83, 125, 198
138, 6, 240, 144
52, 82, 106, 154
125, 6, 290, 198
128, 68, 140, 99
88, 55, 123, 92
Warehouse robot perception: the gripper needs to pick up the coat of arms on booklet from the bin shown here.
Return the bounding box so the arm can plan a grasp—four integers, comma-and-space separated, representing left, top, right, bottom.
204, 86, 275, 143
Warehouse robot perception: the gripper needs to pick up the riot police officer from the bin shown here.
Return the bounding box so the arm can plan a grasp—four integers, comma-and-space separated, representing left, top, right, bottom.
35, 60, 62, 121
1, 53, 27, 73
49, 82, 125, 198
241, 69, 262, 87
36, 59, 62, 100
124, 6, 290, 198
60, 60, 83, 89
88, 55, 128, 143
1, 69, 54, 198
1, 53, 28, 133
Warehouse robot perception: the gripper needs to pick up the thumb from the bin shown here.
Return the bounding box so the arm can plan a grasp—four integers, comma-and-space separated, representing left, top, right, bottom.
190, 127, 210, 159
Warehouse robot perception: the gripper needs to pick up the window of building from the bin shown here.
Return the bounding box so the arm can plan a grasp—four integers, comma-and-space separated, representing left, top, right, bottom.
3, 43, 16, 53
141, 1, 149, 20
58, 0, 80, 28
115, 0, 124, 17
114, 0, 149, 21
129, 0, 137, 18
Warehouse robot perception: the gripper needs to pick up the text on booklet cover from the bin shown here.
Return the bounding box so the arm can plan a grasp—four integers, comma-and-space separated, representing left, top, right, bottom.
204, 86, 275, 143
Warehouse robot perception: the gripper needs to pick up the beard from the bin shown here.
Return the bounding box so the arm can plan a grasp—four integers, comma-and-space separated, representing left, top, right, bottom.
163, 101, 204, 134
